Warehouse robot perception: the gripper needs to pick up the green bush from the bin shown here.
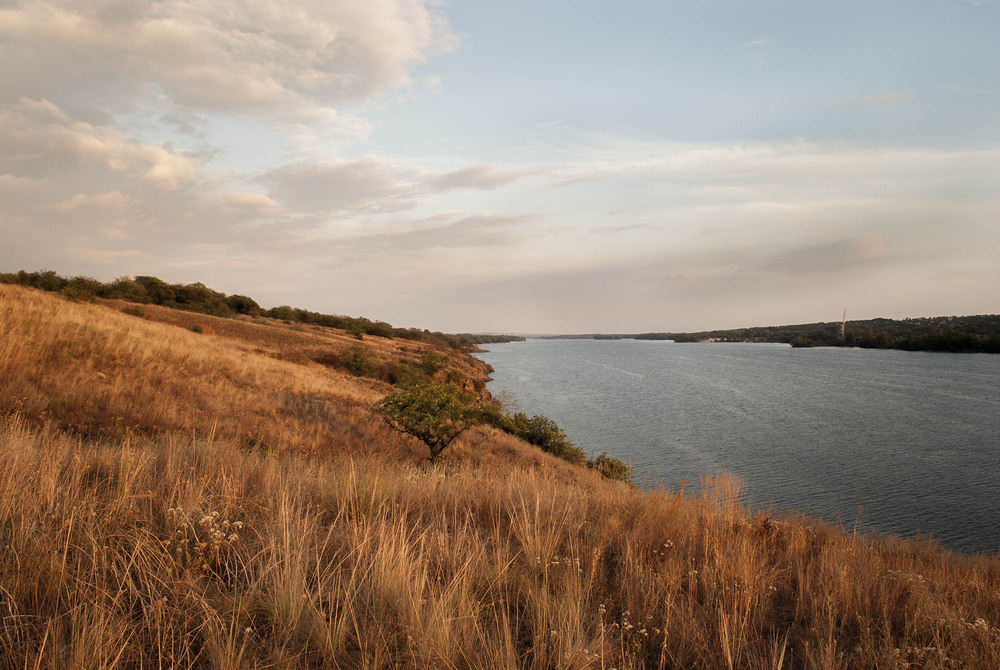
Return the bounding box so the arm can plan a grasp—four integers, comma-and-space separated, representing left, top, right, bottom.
420, 350, 448, 375
226, 294, 261, 316
390, 363, 423, 388
105, 276, 148, 302
589, 452, 633, 484
344, 344, 379, 377
478, 405, 587, 465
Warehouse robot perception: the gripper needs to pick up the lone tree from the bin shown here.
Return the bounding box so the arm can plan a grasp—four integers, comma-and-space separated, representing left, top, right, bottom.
372, 381, 479, 462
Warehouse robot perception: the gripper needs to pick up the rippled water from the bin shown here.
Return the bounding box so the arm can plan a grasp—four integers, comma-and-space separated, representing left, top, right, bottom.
474, 339, 1000, 553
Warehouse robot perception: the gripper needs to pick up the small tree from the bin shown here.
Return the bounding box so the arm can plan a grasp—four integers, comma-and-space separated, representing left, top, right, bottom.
372, 381, 478, 462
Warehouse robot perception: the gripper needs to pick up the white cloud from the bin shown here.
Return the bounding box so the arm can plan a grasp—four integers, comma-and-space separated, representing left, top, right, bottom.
63, 247, 152, 264
0, 98, 199, 188
429, 163, 538, 192
220, 192, 280, 213
0, 173, 50, 206
261, 156, 426, 214
328, 212, 535, 253
0, 0, 454, 119
54, 191, 130, 212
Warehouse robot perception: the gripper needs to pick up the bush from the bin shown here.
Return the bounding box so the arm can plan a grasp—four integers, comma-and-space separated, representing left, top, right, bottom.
61, 276, 103, 301
344, 344, 379, 377
226, 294, 261, 316
122, 305, 145, 318
105, 276, 148, 302
589, 452, 633, 484
420, 350, 448, 375
190, 324, 203, 334
478, 405, 587, 465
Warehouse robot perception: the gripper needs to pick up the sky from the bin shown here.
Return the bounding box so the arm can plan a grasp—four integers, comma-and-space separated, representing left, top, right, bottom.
1, 0, 998, 333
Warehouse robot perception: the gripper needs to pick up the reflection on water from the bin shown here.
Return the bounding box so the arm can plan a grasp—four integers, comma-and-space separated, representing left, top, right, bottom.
474, 340, 1000, 553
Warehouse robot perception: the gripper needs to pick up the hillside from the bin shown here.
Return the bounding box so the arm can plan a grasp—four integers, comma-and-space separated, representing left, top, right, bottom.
1, 284, 999, 668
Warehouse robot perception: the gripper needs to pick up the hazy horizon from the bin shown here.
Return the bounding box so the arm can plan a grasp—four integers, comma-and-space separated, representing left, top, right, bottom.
2, 1, 998, 333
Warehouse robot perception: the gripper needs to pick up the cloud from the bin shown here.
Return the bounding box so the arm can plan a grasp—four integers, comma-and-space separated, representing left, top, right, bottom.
757, 235, 888, 275
841, 93, 910, 108
0, 98, 199, 188
0, 0, 455, 118
0, 173, 49, 206
330, 212, 535, 254
260, 156, 426, 214
220, 192, 280, 213
64, 247, 153, 264
54, 191, 130, 211
429, 163, 536, 192
259, 157, 543, 216
743, 37, 775, 67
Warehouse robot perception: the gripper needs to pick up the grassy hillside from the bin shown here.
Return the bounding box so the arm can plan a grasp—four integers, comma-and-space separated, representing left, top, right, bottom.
1, 284, 999, 669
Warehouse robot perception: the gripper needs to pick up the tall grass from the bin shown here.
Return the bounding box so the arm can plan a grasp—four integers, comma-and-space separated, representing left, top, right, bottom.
1, 284, 998, 668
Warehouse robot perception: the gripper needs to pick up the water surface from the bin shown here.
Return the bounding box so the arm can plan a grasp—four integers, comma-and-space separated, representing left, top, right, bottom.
474, 339, 1000, 553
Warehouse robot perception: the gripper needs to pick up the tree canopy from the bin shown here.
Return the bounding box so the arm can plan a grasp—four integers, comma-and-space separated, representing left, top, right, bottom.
372, 381, 479, 462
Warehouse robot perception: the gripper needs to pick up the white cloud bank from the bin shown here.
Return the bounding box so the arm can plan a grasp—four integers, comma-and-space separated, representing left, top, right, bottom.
0, 0, 453, 117
0, 1, 997, 332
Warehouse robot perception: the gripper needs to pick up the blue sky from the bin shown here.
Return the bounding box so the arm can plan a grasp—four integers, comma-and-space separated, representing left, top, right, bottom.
1, 0, 997, 332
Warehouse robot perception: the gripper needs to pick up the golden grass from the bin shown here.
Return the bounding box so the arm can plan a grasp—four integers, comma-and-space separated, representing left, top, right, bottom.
96, 296, 489, 387
1, 284, 999, 668
0, 285, 473, 462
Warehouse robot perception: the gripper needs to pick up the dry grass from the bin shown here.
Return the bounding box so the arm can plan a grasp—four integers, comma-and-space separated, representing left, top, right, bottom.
1, 284, 999, 668
0, 285, 486, 463
97, 296, 489, 387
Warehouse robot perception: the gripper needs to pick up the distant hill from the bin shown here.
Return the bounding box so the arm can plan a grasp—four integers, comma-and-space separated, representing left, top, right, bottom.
535, 315, 1000, 353
636, 314, 1000, 353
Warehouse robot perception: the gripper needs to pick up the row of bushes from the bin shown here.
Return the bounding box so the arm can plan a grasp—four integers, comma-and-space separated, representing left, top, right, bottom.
0, 269, 475, 349
476, 401, 632, 482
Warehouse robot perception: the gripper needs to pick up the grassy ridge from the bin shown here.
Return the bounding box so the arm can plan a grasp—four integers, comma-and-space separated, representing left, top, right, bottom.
1, 284, 999, 668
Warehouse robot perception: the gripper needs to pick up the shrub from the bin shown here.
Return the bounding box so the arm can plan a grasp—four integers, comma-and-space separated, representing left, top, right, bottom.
190, 324, 203, 334
372, 381, 479, 462
105, 276, 148, 302
420, 350, 448, 375
122, 305, 145, 318
268, 305, 296, 322
520, 414, 587, 464
478, 405, 587, 465
344, 344, 379, 377
589, 452, 633, 483
61, 275, 102, 301
225, 294, 261, 316
391, 363, 424, 388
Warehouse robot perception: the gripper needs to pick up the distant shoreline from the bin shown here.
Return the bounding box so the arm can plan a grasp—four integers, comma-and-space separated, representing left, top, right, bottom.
518, 314, 1000, 353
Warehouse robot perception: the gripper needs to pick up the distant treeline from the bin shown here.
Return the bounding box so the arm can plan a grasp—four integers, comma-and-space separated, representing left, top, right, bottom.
0, 269, 473, 349
635, 315, 1000, 353
454, 334, 527, 345
539, 334, 630, 340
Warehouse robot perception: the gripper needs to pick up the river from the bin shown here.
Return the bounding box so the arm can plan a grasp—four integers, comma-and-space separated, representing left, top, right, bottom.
473, 339, 1000, 554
